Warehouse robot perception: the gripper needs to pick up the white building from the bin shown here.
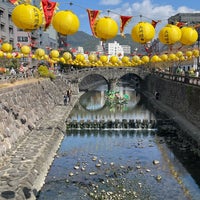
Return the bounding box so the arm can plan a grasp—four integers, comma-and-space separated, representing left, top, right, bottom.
104, 41, 124, 57
121, 45, 131, 55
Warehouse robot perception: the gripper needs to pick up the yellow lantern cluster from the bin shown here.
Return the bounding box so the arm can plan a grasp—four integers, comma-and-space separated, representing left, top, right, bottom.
0, 50, 4, 57
94, 17, 118, 41
131, 22, 155, 44
109, 56, 119, 65
88, 54, 97, 63
34, 48, 46, 59
1, 43, 13, 52
21, 45, 31, 56
50, 49, 60, 61
11, 4, 43, 31
63, 52, 72, 62
52, 10, 80, 35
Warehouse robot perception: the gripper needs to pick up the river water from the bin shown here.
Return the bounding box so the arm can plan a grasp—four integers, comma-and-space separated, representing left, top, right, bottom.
37, 85, 200, 200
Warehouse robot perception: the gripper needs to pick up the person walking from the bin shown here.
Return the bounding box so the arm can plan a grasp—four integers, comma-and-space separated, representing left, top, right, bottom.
63, 94, 68, 105
67, 89, 72, 103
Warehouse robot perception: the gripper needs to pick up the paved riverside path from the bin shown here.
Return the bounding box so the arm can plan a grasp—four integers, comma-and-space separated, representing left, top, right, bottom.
0, 94, 80, 200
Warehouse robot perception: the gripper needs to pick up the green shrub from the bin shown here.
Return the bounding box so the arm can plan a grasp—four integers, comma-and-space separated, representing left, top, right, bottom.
38, 65, 49, 77
37, 65, 55, 80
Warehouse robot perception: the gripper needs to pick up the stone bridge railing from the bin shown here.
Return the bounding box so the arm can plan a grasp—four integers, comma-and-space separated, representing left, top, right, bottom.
63, 67, 148, 83
154, 72, 200, 86
0, 73, 34, 84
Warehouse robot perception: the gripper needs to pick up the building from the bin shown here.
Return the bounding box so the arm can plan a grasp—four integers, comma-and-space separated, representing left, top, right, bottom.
104, 41, 124, 57
0, 0, 58, 67
0, 0, 16, 47
121, 45, 131, 55
168, 13, 200, 25
96, 41, 104, 55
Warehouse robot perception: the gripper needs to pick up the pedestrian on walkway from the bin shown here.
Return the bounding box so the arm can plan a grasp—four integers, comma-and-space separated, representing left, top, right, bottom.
64, 94, 68, 105
67, 89, 72, 103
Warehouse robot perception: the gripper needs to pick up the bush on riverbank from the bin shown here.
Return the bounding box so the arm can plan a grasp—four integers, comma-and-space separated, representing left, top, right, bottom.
38, 65, 55, 80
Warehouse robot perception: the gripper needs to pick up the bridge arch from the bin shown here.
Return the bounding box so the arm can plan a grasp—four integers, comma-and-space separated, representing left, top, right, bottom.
63, 67, 148, 92
79, 73, 109, 91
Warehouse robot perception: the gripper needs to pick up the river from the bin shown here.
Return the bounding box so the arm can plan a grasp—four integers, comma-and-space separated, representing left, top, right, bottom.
37, 85, 200, 200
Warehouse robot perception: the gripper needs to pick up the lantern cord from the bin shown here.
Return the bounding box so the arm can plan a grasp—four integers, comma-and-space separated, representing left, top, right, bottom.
66, 1, 87, 10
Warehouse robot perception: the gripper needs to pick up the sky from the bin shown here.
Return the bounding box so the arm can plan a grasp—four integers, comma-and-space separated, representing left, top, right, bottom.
56, 0, 200, 36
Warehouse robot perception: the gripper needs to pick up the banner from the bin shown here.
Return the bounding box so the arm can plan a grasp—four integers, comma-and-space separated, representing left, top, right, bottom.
87, 9, 101, 37
9, 0, 18, 5
176, 21, 186, 28
151, 20, 161, 28
41, 0, 57, 30
120, 15, 133, 37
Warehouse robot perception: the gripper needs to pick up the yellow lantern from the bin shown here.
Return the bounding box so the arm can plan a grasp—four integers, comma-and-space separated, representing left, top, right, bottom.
21, 45, 31, 55
0, 50, 4, 57
60, 57, 66, 63
159, 24, 182, 45
193, 49, 199, 57
109, 56, 119, 64
160, 54, 168, 61
131, 22, 155, 44
88, 54, 97, 63
6, 53, 13, 59
168, 53, 177, 61
100, 55, 108, 64
50, 49, 59, 59
63, 52, 72, 61
179, 56, 185, 61
141, 55, 149, 63
76, 54, 85, 62
176, 51, 183, 58
180, 27, 198, 45
1, 43, 12, 52
52, 10, 80, 35
94, 17, 118, 41
11, 4, 42, 31
132, 55, 140, 63
185, 50, 193, 57
150, 55, 160, 62
121, 56, 130, 64
35, 48, 45, 57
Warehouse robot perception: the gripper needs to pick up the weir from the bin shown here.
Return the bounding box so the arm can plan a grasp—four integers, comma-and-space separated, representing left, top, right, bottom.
66, 119, 157, 130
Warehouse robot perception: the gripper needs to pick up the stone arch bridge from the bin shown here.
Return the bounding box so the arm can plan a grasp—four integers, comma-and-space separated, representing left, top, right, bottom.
62, 67, 149, 91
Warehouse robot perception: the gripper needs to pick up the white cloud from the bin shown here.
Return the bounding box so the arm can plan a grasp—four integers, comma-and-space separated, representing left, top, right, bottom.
100, 0, 122, 6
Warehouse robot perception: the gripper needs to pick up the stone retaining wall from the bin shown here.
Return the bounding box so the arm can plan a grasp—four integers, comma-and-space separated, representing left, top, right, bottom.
142, 74, 200, 141
0, 77, 80, 199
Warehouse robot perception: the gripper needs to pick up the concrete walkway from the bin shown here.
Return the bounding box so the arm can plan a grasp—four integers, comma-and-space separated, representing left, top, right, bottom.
0, 95, 80, 200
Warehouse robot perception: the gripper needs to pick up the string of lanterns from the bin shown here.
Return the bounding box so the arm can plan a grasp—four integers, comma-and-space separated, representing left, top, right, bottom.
1, 0, 199, 68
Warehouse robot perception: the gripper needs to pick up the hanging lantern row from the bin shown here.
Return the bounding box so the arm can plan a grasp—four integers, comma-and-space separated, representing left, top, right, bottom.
10, 3, 199, 46
0, 43, 199, 68
0, 40, 199, 62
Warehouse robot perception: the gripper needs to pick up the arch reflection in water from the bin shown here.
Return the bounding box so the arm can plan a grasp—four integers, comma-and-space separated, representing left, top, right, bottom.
69, 85, 156, 124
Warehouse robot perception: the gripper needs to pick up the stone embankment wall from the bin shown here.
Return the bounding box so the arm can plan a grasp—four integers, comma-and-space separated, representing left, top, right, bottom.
143, 74, 200, 140
0, 77, 68, 158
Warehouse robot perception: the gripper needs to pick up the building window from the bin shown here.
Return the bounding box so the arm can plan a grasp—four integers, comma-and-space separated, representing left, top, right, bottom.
0, 23, 5, 32
0, 10, 4, 18
9, 27, 13, 34
17, 36, 28, 42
